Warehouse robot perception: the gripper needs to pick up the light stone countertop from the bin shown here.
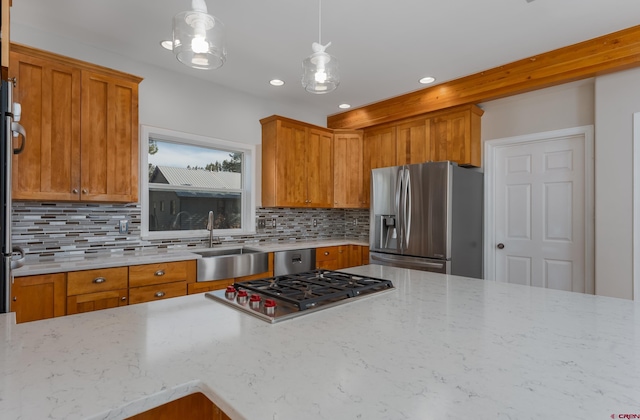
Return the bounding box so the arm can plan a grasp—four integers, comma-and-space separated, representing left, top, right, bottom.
13, 239, 369, 277
1, 264, 639, 419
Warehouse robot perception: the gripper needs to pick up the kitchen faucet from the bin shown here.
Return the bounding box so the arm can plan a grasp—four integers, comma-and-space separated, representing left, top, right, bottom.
207, 211, 221, 247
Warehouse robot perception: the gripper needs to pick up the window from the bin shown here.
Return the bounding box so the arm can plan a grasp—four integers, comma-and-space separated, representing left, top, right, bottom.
140, 125, 255, 239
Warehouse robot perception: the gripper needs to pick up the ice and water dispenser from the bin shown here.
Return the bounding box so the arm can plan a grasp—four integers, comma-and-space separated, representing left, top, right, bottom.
372, 214, 398, 251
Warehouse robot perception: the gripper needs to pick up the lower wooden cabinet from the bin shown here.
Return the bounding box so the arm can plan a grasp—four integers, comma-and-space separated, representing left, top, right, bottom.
316, 246, 345, 270
129, 281, 187, 305
126, 392, 231, 420
67, 289, 128, 315
11, 273, 66, 323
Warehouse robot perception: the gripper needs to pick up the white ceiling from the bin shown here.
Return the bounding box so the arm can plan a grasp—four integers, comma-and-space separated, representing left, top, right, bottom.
10, 0, 640, 118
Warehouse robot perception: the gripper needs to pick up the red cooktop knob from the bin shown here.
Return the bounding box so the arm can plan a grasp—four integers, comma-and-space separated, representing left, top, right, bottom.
224, 285, 237, 300
237, 290, 248, 297
226, 286, 236, 293
250, 294, 261, 302
264, 299, 276, 316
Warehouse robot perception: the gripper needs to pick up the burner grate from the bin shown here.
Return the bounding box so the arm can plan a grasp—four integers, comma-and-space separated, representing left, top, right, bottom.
233, 270, 393, 311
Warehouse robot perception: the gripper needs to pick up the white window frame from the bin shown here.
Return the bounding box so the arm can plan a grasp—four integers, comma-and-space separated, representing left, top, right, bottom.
140, 125, 256, 240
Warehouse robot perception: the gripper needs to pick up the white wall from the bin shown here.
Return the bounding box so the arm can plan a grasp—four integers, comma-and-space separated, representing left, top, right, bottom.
480, 79, 595, 141
594, 67, 640, 299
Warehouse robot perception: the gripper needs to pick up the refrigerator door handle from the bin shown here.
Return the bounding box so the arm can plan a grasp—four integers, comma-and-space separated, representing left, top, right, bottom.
10, 246, 25, 270
395, 167, 404, 248
11, 122, 26, 154
404, 168, 411, 247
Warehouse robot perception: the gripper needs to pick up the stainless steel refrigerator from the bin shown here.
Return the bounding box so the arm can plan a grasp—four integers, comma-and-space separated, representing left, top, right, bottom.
369, 161, 483, 278
1, 78, 26, 314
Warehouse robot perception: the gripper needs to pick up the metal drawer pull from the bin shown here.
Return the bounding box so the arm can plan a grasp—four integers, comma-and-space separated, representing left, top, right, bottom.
121, 296, 127, 301
154, 270, 165, 276
154, 291, 165, 298
93, 277, 106, 284
324, 252, 329, 256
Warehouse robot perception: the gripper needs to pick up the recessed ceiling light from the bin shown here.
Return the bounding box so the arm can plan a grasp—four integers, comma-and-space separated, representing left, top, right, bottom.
419, 76, 436, 85
160, 40, 173, 51
338, 103, 351, 109
270, 79, 285, 86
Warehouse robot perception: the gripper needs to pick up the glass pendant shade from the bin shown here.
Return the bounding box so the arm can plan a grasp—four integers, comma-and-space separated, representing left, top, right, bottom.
302, 51, 339, 94
173, 9, 226, 70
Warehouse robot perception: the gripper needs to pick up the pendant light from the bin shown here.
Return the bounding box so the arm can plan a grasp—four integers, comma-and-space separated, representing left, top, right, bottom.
173, 0, 226, 70
301, 0, 339, 94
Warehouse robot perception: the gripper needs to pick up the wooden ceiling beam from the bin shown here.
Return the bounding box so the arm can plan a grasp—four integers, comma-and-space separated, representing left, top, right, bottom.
327, 24, 640, 130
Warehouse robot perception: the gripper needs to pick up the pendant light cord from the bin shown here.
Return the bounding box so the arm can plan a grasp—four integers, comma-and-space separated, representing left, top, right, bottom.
318, 0, 322, 44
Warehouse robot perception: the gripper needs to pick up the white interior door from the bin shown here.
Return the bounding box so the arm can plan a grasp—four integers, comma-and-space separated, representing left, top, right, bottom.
485, 126, 594, 293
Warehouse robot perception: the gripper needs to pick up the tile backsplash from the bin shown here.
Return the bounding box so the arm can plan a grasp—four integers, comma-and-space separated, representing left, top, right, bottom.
12, 202, 369, 260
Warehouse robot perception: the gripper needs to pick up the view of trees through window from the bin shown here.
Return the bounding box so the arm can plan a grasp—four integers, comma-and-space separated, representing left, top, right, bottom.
147, 139, 243, 232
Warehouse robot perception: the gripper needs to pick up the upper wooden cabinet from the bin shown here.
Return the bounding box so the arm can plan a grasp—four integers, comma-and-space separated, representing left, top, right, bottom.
362, 125, 397, 208
428, 104, 483, 167
261, 116, 333, 208
10, 44, 142, 202
396, 117, 429, 165
1, 0, 10, 78
333, 130, 365, 208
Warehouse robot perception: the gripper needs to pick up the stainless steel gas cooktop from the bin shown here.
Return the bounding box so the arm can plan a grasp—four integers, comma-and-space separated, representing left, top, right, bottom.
205, 269, 395, 323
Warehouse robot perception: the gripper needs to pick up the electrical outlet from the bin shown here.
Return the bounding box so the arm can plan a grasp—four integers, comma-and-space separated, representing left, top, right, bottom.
118, 219, 129, 234
353, 218, 358, 226
257, 219, 266, 229
313, 219, 317, 227
272, 218, 277, 228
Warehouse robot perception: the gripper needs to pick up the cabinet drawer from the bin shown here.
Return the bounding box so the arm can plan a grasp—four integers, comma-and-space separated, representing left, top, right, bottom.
187, 279, 231, 295
129, 281, 186, 304
316, 246, 340, 262
66, 289, 128, 315
129, 261, 188, 288
67, 267, 128, 296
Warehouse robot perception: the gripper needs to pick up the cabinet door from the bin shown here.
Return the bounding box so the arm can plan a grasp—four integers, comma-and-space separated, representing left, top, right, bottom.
333, 131, 364, 208
81, 70, 139, 202
396, 118, 429, 165
66, 289, 128, 315
363, 126, 396, 208
429, 108, 481, 167
11, 273, 66, 323
274, 120, 308, 207
10, 49, 81, 200
307, 128, 333, 208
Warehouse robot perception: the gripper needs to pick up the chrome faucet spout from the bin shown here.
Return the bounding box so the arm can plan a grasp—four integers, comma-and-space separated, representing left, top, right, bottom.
207, 211, 221, 247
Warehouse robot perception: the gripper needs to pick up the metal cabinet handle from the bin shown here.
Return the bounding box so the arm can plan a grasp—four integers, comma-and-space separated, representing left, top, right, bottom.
497, 243, 505, 249
154, 291, 165, 298
93, 277, 106, 284
324, 251, 329, 256
72, 189, 79, 194
82, 189, 88, 194
154, 270, 165, 276
12, 297, 17, 302
121, 296, 127, 301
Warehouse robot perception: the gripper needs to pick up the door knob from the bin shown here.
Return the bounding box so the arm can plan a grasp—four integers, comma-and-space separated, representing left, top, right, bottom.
497, 243, 505, 249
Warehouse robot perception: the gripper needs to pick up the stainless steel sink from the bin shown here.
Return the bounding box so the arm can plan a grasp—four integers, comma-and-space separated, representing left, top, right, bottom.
195, 248, 269, 282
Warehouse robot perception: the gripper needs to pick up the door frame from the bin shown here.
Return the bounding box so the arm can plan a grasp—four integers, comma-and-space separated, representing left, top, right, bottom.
633, 113, 640, 301
483, 125, 595, 294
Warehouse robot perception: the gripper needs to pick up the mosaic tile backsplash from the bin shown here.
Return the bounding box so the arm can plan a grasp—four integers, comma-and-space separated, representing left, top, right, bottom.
12, 202, 369, 260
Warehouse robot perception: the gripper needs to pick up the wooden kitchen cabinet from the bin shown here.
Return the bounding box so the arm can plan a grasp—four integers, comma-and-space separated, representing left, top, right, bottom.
10, 44, 141, 203
333, 130, 366, 208
128, 261, 190, 305
1, 0, 11, 79
428, 104, 483, 167
362, 124, 396, 208
66, 267, 128, 315
316, 245, 346, 270
126, 392, 231, 420
396, 116, 429, 165
261, 116, 333, 208
11, 273, 66, 323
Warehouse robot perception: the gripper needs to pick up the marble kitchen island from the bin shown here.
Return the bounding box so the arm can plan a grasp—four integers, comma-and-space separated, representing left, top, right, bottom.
1, 265, 639, 419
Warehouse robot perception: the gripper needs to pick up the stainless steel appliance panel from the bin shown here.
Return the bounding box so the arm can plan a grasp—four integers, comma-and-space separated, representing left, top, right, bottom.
369, 166, 401, 254
274, 249, 316, 276
369, 251, 449, 274
403, 161, 452, 260
450, 165, 483, 278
